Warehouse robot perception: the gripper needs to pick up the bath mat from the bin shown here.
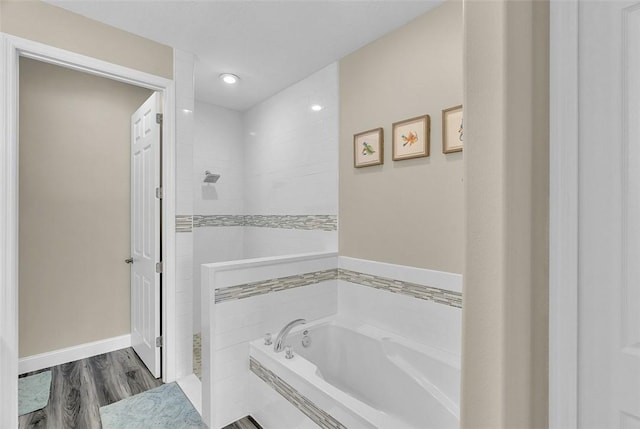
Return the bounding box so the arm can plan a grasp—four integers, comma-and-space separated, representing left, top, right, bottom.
99, 382, 206, 429
18, 370, 52, 416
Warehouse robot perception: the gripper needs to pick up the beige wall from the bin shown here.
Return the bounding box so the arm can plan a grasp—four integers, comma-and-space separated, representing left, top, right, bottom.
18, 58, 153, 357
0, 0, 173, 79
338, 0, 463, 273
461, 0, 549, 427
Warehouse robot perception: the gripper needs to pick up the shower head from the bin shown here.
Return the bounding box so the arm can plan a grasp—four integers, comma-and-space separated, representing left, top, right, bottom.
204, 171, 220, 183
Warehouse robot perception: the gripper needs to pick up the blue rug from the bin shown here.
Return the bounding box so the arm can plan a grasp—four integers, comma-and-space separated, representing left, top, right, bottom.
18, 370, 52, 415
99, 382, 206, 429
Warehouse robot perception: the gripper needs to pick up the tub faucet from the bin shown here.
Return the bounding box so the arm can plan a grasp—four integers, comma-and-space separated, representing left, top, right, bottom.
274, 318, 306, 352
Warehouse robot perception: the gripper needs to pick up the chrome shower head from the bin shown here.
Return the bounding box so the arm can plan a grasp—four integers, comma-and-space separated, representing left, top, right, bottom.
204, 171, 220, 183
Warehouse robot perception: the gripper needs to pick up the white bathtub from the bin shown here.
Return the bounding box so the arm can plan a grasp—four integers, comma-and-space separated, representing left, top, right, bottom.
249, 317, 460, 429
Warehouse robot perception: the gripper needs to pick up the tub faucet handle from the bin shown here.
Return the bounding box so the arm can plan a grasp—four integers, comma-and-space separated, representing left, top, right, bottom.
264, 333, 272, 346
285, 345, 294, 359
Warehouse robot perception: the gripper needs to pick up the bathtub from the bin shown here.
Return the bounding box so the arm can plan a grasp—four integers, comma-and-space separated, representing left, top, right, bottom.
249, 317, 460, 429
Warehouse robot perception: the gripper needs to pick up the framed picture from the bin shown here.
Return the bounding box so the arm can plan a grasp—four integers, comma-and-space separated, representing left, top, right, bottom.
442, 105, 463, 153
392, 114, 430, 161
353, 127, 384, 168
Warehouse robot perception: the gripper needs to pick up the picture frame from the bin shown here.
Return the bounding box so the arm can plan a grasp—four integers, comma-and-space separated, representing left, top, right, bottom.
353, 127, 384, 168
442, 104, 463, 154
392, 114, 430, 161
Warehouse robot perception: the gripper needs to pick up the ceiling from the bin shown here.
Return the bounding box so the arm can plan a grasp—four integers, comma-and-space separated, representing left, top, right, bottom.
47, 1, 443, 111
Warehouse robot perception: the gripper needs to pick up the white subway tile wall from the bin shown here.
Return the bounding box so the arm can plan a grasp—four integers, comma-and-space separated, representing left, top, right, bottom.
189, 64, 339, 342
174, 49, 195, 378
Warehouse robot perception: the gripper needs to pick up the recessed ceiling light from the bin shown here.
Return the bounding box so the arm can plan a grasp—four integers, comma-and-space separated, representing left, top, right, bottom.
219, 73, 239, 85
311, 104, 323, 111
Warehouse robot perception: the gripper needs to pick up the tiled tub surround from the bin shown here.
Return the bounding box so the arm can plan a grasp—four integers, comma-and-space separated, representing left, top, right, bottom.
201, 253, 462, 428
338, 256, 463, 355
250, 317, 460, 429
249, 357, 347, 429
201, 252, 339, 428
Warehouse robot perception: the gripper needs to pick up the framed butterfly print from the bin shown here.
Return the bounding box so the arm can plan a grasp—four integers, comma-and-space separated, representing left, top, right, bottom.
442, 104, 463, 153
353, 127, 384, 168
392, 114, 430, 161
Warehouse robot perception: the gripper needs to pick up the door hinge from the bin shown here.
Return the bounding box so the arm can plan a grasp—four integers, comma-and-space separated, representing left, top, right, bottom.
155, 187, 163, 199
155, 261, 163, 274
155, 336, 163, 348
156, 113, 163, 125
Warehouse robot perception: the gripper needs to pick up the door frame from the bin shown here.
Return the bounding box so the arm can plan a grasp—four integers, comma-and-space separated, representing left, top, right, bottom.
549, 0, 579, 427
0, 33, 177, 427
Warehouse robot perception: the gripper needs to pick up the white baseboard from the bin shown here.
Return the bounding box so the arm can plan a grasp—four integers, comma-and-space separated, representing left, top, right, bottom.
19, 334, 132, 374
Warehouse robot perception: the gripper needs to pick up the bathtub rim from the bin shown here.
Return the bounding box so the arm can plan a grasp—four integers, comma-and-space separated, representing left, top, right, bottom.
285, 316, 461, 370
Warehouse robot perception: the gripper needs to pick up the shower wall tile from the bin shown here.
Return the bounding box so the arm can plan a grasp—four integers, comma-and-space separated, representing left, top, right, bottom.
243, 63, 338, 218
243, 227, 337, 259
176, 174, 194, 214
240, 64, 339, 261
193, 226, 245, 332
174, 49, 195, 379
194, 102, 244, 217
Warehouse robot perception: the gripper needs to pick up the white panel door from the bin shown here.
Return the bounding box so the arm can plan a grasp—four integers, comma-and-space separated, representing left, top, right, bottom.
579, 1, 640, 426
131, 92, 161, 378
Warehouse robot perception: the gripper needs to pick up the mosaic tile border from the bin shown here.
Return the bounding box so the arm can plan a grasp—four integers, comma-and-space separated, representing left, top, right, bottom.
176, 215, 193, 233
249, 357, 347, 429
193, 333, 202, 381
215, 269, 336, 303
214, 268, 462, 308
193, 215, 245, 228
244, 215, 337, 231
177, 214, 337, 231
338, 268, 463, 309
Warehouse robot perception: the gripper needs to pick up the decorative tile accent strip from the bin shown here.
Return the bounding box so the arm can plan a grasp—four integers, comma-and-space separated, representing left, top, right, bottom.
193, 333, 202, 381
189, 214, 337, 231
338, 268, 463, 309
214, 268, 462, 308
193, 215, 245, 228
215, 269, 337, 303
249, 357, 347, 429
244, 215, 337, 231
176, 215, 193, 233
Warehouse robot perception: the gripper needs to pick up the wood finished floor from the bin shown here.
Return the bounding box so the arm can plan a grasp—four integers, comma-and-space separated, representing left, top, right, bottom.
18, 348, 162, 429
19, 347, 262, 429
